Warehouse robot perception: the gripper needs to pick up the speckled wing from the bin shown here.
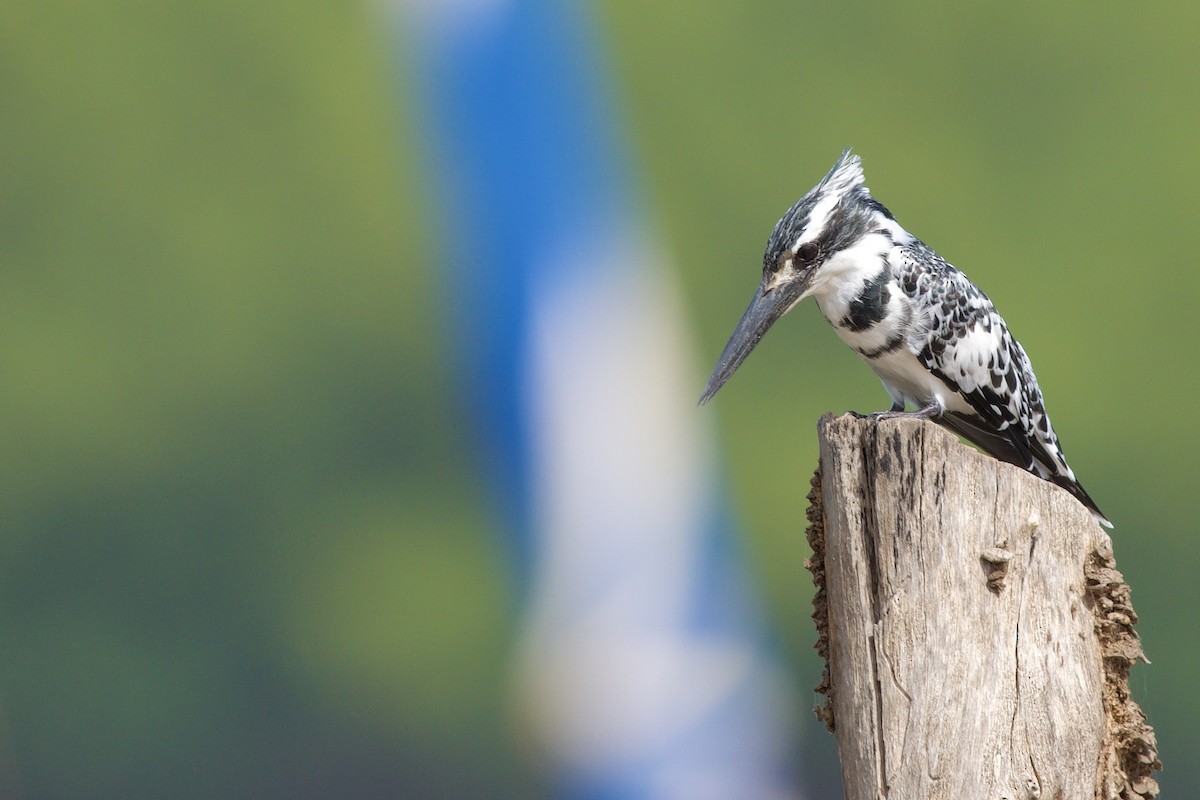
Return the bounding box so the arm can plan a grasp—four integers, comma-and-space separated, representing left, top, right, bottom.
894, 241, 1080, 488
893, 241, 1108, 524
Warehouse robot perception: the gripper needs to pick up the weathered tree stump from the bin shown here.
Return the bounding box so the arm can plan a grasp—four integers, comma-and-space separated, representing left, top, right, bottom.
805, 414, 1159, 799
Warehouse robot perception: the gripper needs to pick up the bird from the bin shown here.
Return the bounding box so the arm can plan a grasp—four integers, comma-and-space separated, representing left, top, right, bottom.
699, 149, 1110, 527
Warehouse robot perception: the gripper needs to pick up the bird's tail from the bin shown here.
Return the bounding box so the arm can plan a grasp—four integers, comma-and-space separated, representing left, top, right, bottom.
1048, 474, 1113, 529
934, 413, 1112, 528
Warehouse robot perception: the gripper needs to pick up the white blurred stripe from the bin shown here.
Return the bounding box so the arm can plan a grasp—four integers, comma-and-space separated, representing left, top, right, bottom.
516, 229, 798, 797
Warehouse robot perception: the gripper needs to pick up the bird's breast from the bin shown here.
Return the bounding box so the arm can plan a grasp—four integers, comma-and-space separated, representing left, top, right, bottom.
816, 275, 913, 360
814, 270, 973, 415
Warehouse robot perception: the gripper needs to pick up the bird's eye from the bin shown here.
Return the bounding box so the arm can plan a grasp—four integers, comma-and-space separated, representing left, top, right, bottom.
797, 242, 819, 263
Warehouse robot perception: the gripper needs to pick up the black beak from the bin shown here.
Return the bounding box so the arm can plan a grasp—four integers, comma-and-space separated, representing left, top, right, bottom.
699, 272, 812, 405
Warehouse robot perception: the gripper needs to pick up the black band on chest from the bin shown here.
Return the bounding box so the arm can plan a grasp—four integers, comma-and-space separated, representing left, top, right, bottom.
842, 269, 891, 332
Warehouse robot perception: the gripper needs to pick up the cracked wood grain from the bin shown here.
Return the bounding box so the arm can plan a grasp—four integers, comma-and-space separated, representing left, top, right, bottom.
813, 413, 1157, 799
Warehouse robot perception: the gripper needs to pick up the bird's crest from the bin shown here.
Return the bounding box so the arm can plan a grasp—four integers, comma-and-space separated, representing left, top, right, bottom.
816, 148, 867, 200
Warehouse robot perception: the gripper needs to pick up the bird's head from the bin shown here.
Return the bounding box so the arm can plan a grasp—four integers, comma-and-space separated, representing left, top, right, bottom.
699, 149, 895, 404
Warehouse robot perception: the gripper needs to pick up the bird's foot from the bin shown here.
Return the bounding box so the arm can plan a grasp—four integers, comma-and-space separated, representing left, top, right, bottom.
868, 401, 941, 422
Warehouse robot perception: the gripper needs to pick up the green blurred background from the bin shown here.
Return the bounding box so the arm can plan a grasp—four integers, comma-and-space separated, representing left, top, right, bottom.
0, 1, 1194, 797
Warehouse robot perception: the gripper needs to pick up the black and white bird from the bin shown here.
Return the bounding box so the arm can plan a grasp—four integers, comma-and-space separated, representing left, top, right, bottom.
700, 149, 1110, 527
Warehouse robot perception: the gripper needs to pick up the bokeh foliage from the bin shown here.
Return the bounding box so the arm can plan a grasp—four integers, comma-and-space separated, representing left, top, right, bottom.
0, 1, 1195, 797
1, 2, 524, 797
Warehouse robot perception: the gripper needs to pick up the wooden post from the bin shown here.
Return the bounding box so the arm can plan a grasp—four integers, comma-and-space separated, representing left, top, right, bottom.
805, 414, 1160, 799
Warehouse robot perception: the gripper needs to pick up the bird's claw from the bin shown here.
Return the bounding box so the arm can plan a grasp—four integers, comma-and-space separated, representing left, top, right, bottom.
867, 402, 941, 422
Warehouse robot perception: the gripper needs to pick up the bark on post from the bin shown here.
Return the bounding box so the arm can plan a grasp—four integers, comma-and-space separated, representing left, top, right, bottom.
805, 413, 1159, 799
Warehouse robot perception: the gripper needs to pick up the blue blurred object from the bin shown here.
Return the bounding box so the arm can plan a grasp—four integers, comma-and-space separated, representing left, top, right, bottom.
399, 1, 802, 797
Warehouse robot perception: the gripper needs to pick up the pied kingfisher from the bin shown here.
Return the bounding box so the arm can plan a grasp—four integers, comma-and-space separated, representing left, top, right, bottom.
700, 149, 1110, 527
